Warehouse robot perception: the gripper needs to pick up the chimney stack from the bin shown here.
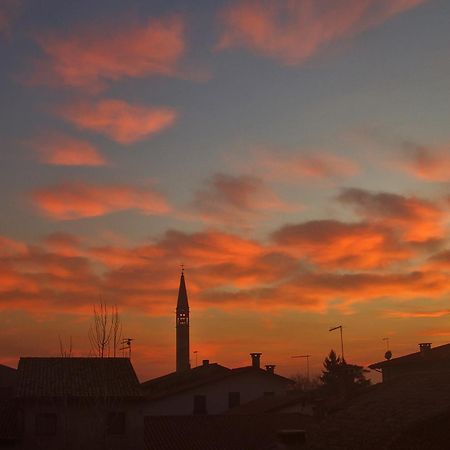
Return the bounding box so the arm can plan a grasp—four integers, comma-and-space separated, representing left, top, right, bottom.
265, 364, 276, 374
202, 359, 209, 367
419, 343, 432, 356
250, 353, 262, 369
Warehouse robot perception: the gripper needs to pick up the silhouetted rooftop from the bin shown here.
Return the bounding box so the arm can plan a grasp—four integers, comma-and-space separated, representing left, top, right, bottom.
369, 342, 450, 369
306, 368, 450, 449
16, 357, 142, 399
141, 363, 294, 400
145, 414, 309, 450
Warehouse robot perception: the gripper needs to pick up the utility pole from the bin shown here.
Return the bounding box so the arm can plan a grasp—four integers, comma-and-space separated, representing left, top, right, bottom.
291, 355, 311, 381
329, 325, 345, 362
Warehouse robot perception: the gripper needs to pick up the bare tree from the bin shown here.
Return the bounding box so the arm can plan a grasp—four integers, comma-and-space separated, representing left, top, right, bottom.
59, 335, 73, 357
89, 302, 122, 357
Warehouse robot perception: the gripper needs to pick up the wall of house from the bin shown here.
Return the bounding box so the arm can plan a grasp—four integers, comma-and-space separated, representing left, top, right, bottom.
17, 400, 144, 450
144, 371, 292, 415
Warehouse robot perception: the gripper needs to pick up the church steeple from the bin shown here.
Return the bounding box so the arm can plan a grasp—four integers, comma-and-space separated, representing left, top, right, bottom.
176, 269, 190, 372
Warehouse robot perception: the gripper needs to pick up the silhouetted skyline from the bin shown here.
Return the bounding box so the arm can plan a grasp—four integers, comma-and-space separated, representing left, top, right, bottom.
0, 0, 449, 381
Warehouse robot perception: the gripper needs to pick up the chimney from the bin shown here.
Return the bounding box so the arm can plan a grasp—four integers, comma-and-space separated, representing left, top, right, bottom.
202, 359, 209, 367
250, 353, 262, 369
276, 430, 306, 449
419, 343, 432, 356
265, 364, 276, 374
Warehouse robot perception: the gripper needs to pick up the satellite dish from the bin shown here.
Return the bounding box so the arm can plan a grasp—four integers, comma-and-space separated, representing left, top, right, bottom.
385, 350, 392, 360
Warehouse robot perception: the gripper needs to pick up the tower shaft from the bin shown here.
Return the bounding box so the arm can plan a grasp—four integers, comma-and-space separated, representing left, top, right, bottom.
176, 271, 190, 372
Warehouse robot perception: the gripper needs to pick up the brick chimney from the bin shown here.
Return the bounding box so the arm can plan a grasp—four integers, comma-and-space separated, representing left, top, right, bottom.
202, 359, 209, 367
250, 353, 262, 369
265, 364, 276, 374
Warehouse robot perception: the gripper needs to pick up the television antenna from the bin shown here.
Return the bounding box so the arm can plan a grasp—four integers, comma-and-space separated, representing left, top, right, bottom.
120, 338, 134, 358
291, 355, 311, 381
329, 325, 345, 361
193, 350, 198, 367
383, 337, 392, 360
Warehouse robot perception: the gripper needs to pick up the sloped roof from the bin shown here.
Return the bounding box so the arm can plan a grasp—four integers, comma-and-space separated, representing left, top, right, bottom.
16, 357, 142, 399
305, 369, 450, 450
142, 363, 231, 399
141, 364, 294, 400
369, 343, 450, 369
145, 414, 310, 450
227, 390, 314, 415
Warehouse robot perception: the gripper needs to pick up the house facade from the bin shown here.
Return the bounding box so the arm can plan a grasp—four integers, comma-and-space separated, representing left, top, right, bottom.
142, 354, 294, 415
14, 357, 144, 450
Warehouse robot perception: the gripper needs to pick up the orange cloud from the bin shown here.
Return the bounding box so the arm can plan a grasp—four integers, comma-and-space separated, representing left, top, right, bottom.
0, 0, 21, 36
1, 226, 450, 320
385, 309, 450, 319
396, 142, 450, 181
255, 151, 358, 181
30, 132, 106, 166
191, 173, 296, 224
31, 182, 171, 220
218, 0, 426, 64
203, 269, 450, 313
272, 220, 411, 269
59, 99, 177, 144
338, 188, 446, 242
34, 15, 185, 89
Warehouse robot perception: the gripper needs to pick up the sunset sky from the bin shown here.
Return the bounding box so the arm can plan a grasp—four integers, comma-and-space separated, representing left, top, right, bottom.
0, 0, 450, 381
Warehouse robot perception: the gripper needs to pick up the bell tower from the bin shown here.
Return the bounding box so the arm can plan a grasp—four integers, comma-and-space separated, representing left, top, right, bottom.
176, 268, 190, 372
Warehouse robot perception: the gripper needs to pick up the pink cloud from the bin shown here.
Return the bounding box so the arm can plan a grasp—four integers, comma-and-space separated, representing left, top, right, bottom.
191, 173, 296, 224
218, 0, 426, 65
253, 150, 359, 181
0, 0, 21, 36
30, 132, 106, 166
59, 99, 177, 144
31, 182, 171, 220
33, 15, 185, 89
338, 188, 446, 243
396, 142, 450, 181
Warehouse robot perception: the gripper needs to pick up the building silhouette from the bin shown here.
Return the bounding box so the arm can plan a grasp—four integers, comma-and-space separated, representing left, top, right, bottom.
176, 269, 190, 372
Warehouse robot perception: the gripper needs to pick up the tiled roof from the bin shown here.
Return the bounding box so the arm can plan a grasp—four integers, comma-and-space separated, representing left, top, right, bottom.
369, 343, 450, 369
145, 414, 309, 450
141, 363, 231, 399
0, 400, 20, 442
141, 364, 294, 400
305, 369, 450, 450
16, 357, 143, 399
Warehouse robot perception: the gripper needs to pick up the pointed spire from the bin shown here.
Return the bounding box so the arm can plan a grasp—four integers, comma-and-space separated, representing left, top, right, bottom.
176, 269, 189, 313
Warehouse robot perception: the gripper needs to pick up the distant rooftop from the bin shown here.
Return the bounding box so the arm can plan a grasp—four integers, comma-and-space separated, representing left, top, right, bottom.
141, 361, 294, 400
369, 342, 450, 370
16, 357, 143, 399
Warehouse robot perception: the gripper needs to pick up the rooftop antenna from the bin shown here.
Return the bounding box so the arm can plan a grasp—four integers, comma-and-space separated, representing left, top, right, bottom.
120, 338, 134, 358
193, 350, 198, 367
291, 355, 311, 381
383, 337, 392, 360
329, 325, 345, 362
